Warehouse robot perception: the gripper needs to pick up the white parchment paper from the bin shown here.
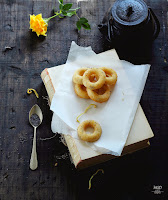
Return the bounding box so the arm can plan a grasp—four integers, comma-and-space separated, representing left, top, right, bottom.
50, 41, 150, 156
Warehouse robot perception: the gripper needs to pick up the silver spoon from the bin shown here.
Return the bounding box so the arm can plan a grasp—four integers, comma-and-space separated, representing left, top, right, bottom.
29, 104, 43, 170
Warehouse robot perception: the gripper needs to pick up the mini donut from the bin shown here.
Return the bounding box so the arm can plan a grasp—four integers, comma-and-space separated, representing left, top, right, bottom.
72, 68, 88, 85
87, 84, 111, 103
74, 84, 90, 99
83, 68, 106, 90
77, 120, 102, 142
100, 67, 117, 85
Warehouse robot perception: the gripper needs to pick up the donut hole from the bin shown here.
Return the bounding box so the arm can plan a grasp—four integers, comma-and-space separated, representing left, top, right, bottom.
94, 85, 107, 95
106, 73, 112, 77
104, 70, 112, 77
80, 84, 87, 92
79, 69, 86, 76
89, 73, 99, 83
85, 124, 94, 134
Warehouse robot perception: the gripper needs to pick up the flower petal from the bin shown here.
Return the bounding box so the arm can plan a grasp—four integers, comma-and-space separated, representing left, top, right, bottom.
29, 13, 48, 37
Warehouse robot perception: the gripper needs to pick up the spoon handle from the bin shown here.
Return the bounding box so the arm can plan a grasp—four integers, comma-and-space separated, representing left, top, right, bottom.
30, 127, 38, 170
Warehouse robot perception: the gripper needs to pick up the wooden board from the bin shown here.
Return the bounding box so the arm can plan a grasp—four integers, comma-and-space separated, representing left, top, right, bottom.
0, 0, 167, 199
41, 49, 154, 169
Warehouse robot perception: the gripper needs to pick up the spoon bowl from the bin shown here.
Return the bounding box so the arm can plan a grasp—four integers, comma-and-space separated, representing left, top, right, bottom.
29, 104, 43, 127
29, 104, 43, 170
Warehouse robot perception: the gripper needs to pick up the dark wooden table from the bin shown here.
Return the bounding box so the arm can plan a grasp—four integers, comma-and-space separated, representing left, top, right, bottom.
0, 0, 168, 199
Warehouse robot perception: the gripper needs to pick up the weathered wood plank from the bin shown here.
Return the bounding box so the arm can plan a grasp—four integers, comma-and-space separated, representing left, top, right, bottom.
0, 0, 168, 199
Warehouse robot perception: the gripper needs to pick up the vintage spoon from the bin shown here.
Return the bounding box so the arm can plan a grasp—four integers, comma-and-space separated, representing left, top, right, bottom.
29, 104, 43, 170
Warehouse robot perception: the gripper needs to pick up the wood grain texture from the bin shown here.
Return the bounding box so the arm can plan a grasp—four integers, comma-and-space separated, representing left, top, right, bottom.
0, 0, 168, 199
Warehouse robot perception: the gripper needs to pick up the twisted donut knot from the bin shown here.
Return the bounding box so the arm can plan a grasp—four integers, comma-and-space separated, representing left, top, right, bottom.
77, 120, 102, 142
100, 67, 117, 85
72, 68, 88, 85
83, 68, 106, 90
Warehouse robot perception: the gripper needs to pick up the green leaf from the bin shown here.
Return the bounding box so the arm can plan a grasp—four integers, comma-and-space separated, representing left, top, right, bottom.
66, 11, 76, 17
69, 7, 80, 11
54, 1, 90, 31
59, 3, 63, 10
76, 20, 81, 30
81, 22, 91, 30
63, 3, 73, 11
79, 17, 88, 24
62, 10, 67, 16
58, 0, 63, 4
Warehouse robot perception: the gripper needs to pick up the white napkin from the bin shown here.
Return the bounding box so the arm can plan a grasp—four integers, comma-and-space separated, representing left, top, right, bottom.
50, 41, 150, 156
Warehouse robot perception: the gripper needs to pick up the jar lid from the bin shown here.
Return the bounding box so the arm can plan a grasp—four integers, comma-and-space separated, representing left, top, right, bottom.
112, 0, 148, 26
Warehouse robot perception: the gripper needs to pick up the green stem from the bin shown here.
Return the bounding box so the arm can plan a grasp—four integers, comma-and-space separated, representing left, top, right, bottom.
44, 11, 62, 23
76, 13, 80, 20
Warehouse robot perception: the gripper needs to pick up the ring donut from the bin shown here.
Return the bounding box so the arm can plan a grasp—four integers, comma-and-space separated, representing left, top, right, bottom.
87, 84, 111, 103
74, 84, 90, 99
83, 68, 106, 90
100, 67, 117, 85
72, 68, 88, 85
77, 120, 102, 142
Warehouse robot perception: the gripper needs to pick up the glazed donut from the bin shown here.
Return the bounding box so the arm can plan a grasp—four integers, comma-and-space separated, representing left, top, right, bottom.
100, 67, 117, 85
72, 68, 88, 85
87, 84, 111, 103
77, 120, 102, 142
74, 84, 90, 99
83, 68, 106, 90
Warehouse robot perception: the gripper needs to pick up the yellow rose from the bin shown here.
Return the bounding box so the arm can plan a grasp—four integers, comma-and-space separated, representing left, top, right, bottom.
29, 14, 48, 37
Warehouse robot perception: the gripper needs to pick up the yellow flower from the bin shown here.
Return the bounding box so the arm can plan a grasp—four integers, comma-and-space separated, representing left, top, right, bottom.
29, 14, 48, 37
